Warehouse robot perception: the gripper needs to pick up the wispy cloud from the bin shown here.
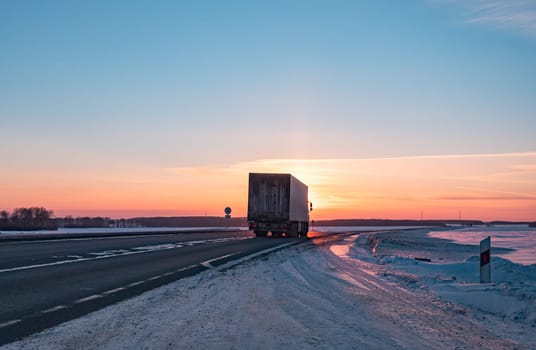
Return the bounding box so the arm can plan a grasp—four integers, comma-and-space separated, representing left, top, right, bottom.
439, 0, 536, 37
456, 186, 536, 198
436, 195, 536, 201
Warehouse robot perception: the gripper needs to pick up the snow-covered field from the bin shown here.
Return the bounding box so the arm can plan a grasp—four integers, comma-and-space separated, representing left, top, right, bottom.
427, 226, 536, 265
3, 228, 535, 349
0, 227, 247, 235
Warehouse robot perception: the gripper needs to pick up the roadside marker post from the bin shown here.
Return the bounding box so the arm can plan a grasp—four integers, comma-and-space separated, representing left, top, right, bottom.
480, 236, 491, 283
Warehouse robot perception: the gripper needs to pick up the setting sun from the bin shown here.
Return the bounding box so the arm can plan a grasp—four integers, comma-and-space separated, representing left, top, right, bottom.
2, 152, 534, 221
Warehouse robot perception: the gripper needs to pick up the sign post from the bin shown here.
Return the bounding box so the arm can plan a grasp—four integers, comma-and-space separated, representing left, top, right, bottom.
480, 236, 491, 283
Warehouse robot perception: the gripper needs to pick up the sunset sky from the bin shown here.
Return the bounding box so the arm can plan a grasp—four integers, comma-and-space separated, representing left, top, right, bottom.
1, 1, 535, 221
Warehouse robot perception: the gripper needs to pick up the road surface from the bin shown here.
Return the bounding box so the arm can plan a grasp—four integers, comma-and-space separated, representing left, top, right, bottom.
0, 230, 300, 346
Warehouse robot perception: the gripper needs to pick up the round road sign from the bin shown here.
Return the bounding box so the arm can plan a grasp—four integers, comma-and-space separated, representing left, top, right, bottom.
224, 207, 232, 215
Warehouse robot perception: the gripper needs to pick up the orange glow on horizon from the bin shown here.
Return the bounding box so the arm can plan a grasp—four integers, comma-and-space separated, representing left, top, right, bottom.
1, 152, 535, 221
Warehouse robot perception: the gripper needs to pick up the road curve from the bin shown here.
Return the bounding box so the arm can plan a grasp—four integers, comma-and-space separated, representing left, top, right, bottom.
0, 230, 301, 346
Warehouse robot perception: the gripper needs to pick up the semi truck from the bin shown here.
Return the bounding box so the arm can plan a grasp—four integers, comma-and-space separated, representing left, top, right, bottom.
247, 173, 310, 238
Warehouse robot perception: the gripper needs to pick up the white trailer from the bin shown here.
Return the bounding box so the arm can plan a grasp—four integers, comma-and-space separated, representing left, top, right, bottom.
247, 173, 309, 237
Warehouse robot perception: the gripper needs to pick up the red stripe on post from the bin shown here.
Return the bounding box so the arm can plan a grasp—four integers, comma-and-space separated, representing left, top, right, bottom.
480, 250, 490, 266
480, 236, 491, 283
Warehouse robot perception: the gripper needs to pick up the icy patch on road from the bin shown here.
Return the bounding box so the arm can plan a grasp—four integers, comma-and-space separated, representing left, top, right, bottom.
3, 230, 533, 349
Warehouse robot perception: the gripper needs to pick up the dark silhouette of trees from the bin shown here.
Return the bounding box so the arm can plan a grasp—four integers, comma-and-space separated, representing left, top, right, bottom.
63, 215, 75, 227
0, 209, 120, 230
0, 207, 58, 230
0, 210, 9, 224
59, 216, 112, 228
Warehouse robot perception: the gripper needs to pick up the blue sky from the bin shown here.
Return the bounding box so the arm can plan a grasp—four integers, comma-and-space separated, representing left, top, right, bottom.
1, 1, 535, 218
2, 1, 535, 168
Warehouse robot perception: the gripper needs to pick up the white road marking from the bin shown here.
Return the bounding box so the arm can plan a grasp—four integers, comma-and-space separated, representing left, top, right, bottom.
0, 231, 249, 245
42, 305, 68, 313
74, 294, 103, 303
102, 287, 126, 295
89, 249, 129, 256
200, 253, 237, 269
177, 264, 198, 272
184, 240, 207, 246
0, 235, 167, 245
0, 237, 253, 274
0, 319, 21, 328
163, 272, 174, 276
147, 275, 162, 281
67, 255, 83, 259
127, 281, 144, 287
0, 251, 147, 274
133, 244, 180, 251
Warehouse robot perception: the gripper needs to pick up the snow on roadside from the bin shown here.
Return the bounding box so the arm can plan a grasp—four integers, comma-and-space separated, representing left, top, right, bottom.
3, 230, 533, 349
370, 229, 536, 346
0, 227, 247, 235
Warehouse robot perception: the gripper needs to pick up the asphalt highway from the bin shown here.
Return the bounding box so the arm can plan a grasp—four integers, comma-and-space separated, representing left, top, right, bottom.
0, 230, 301, 346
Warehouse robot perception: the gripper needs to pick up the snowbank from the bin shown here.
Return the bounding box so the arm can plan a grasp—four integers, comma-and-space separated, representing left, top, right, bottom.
3, 229, 534, 349
370, 229, 536, 344
428, 226, 536, 265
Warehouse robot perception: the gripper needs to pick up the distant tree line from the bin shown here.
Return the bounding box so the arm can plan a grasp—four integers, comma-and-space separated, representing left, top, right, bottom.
57, 216, 139, 228
312, 219, 482, 226
0, 207, 58, 230
132, 216, 248, 227
60, 216, 111, 228
0, 208, 143, 231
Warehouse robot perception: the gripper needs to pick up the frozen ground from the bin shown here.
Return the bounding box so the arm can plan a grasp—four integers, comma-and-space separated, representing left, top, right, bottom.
3, 229, 535, 349
427, 226, 536, 265
0, 227, 247, 235
0, 226, 421, 236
